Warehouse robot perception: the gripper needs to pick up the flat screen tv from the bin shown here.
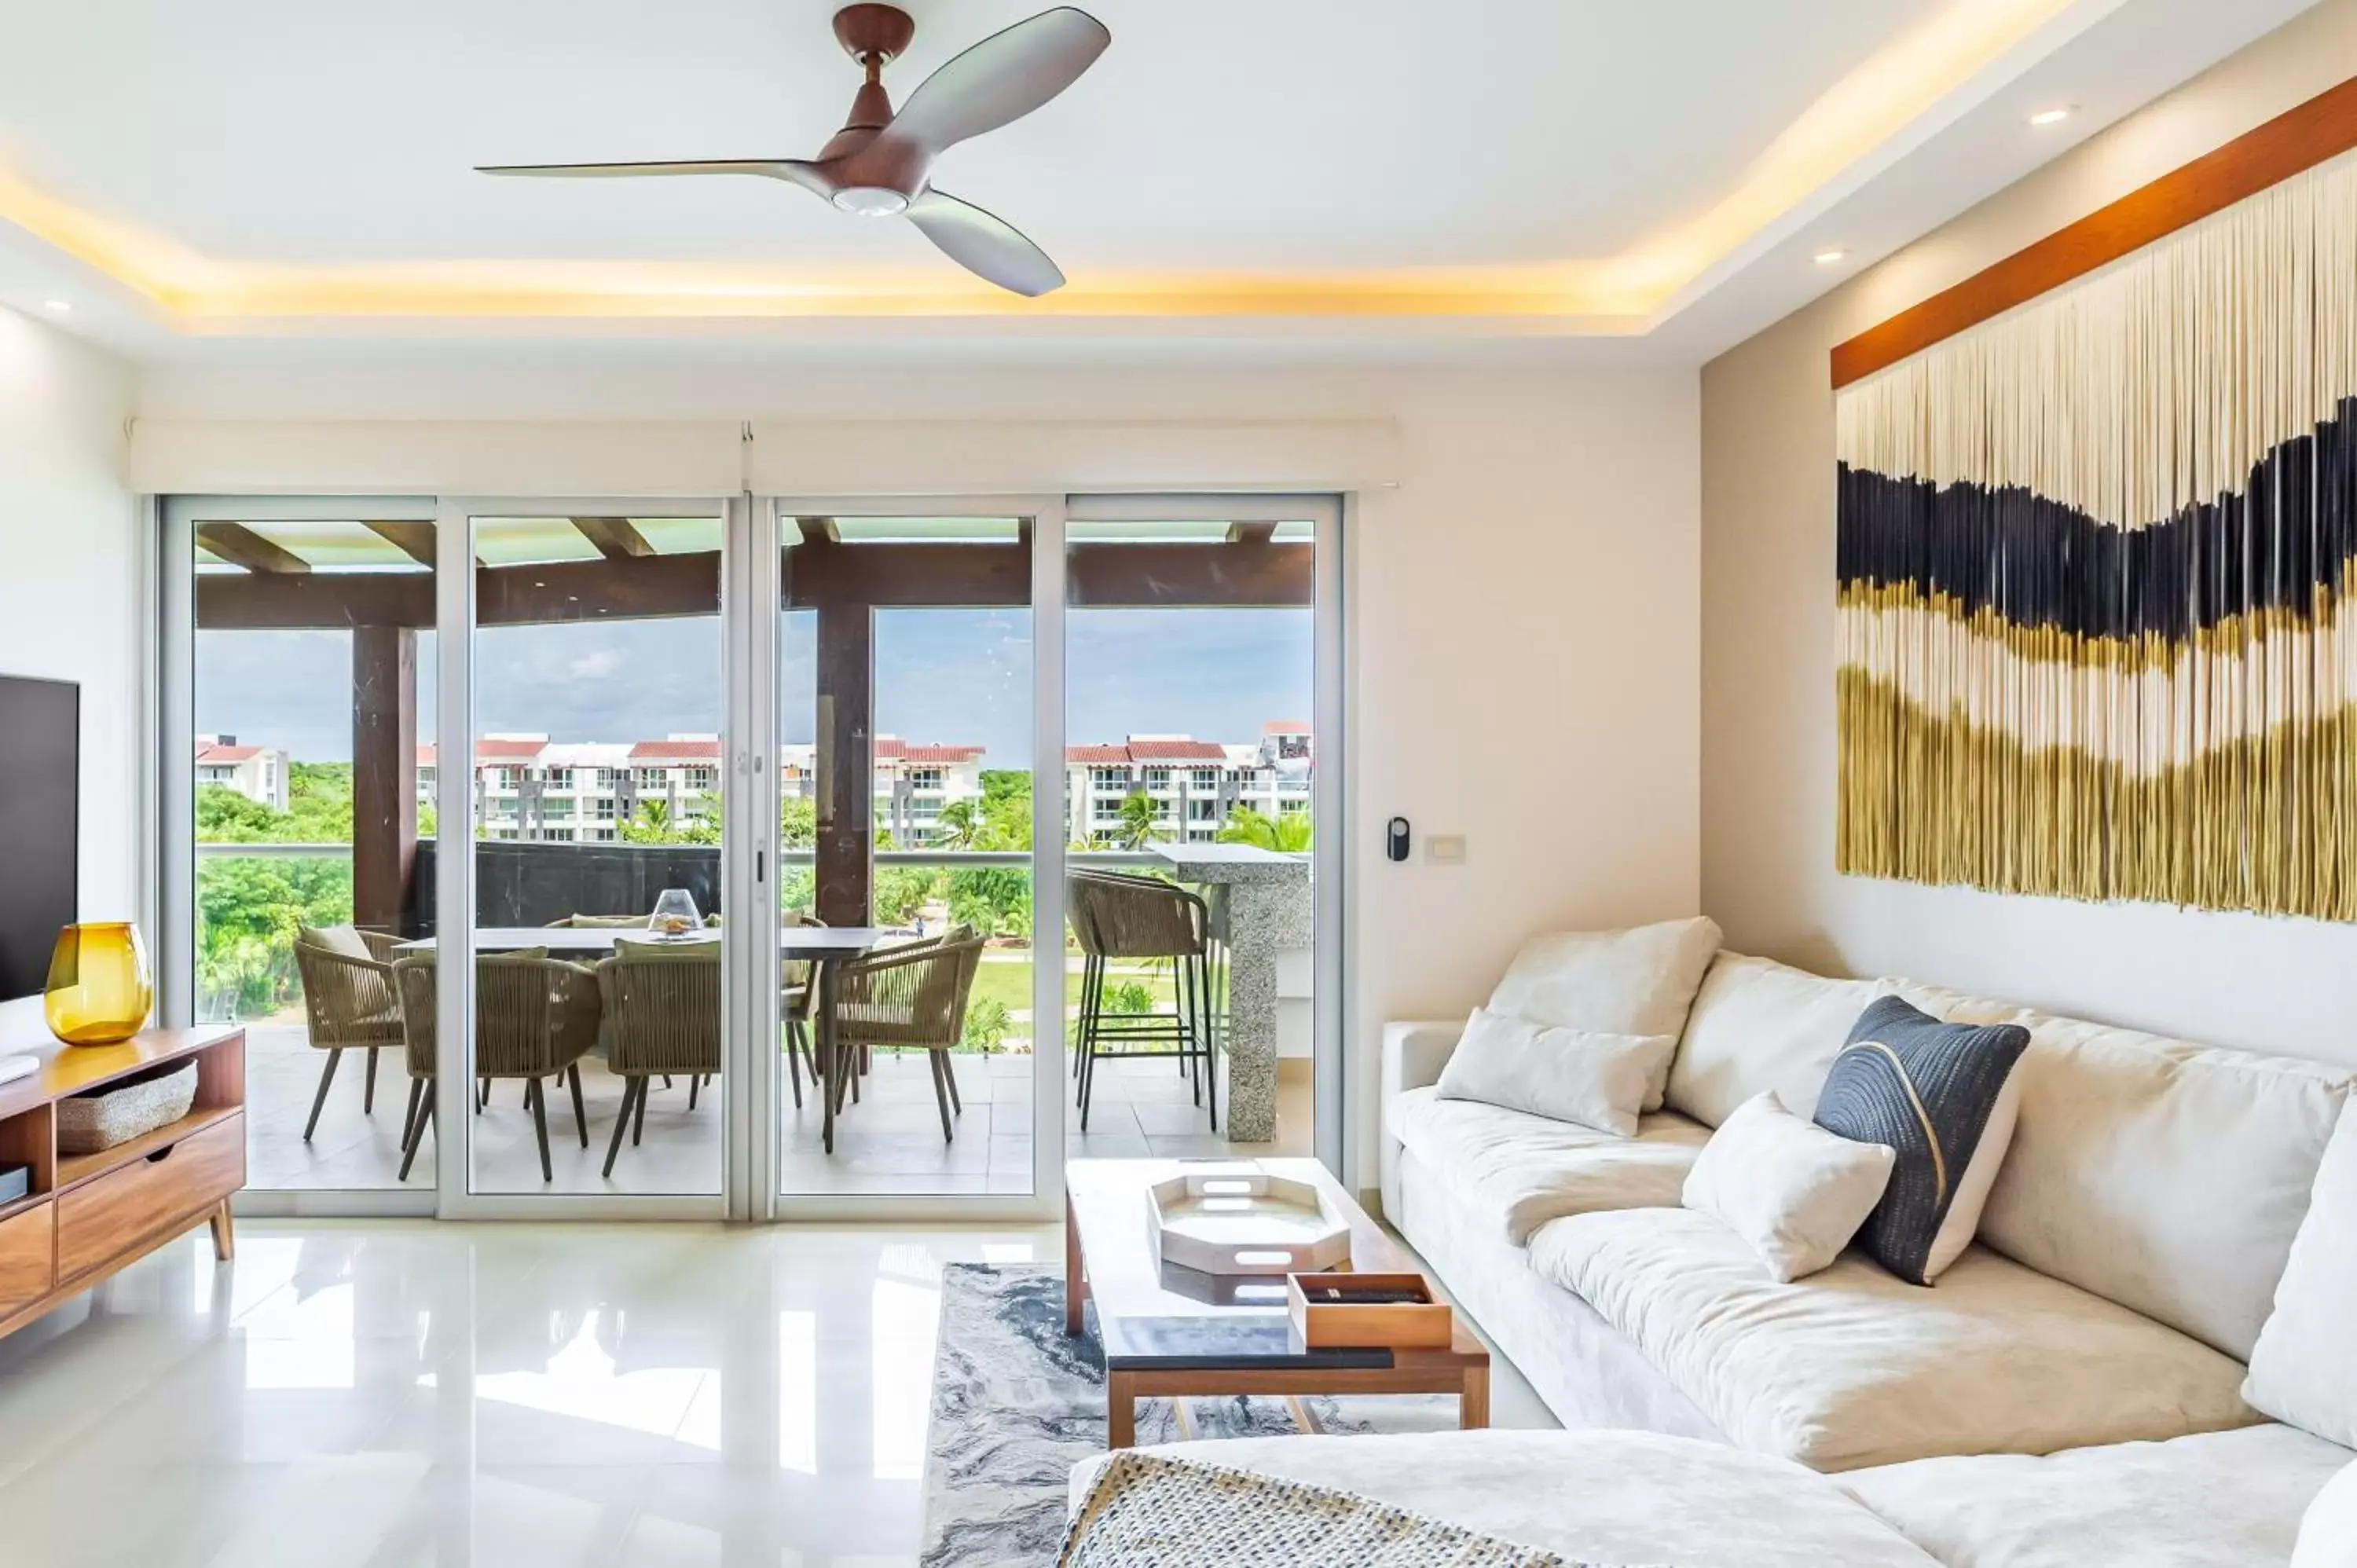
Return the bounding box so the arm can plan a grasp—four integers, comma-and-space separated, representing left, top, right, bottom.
0, 676, 77, 1002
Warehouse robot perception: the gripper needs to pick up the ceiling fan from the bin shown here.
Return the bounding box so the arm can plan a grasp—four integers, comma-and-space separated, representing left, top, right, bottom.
478, 5, 1109, 297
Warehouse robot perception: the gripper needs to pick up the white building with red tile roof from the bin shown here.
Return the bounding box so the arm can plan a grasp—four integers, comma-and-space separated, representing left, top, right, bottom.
1063, 727, 1311, 845
416, 732, 985, 844
195, 736, 290, 811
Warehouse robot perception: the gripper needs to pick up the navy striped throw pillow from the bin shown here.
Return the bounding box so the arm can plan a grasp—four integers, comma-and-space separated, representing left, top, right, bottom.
1813, 995, 2031, 1286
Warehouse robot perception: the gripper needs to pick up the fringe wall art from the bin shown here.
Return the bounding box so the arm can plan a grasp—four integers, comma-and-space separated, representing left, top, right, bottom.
1835, 146, 2357, 919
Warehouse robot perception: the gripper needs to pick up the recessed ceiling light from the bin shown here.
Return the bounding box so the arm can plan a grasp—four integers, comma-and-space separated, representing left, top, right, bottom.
41, 299, 71, 313
1813, 248, 1850, 266
2029, 106, 2075, 126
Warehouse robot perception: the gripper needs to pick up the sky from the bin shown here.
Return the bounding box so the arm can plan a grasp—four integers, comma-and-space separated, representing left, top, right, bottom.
193, 607, 1313, 768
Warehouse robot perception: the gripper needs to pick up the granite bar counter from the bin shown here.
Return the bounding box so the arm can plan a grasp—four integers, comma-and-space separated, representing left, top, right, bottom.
1150, 843, 1311, 1141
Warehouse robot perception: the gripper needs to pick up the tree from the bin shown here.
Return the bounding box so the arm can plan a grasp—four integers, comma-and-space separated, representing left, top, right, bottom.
196, 785, 290, 843
934, 799, 985, 850
1112, 789, 1168, 850
779, 795, 817, 848
947, 866, 1031, 937
980, 770, 1033, 851
1217, 804, 1313, 852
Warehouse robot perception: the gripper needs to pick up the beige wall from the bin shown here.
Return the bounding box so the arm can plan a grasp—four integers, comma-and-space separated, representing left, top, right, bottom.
1700, 0, 2357, 1064
131, 360, 1702, 1179
0, 306, 137, 1028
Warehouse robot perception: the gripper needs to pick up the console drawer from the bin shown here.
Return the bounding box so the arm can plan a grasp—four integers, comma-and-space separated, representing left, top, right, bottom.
57, 1114, 243, 1283
0, 1202, 53, 1315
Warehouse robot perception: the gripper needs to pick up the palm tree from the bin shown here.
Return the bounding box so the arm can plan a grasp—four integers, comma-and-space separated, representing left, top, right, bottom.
620, 797, 675, 843
1113, 789, 1168, 850
935, 799, 985, 851
1216, 804, 1312, 852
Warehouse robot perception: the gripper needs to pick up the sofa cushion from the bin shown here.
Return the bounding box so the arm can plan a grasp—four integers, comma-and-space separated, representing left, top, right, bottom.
1387, 1086, 1709, 1245
1070, 1430, 1945, 1568
1435, 1007, 1673, 1137
1685, 1090, 1895, 1283
1527, 1207, 2257, 1471
1668, 954, 1895, 1127
1840, 1423, 2353, 1568
2297, 1459, 2357, 1568
1486, 915, 1720, 1111
1900, 983, 2355, 1361
2246, 1103, 2357, 1449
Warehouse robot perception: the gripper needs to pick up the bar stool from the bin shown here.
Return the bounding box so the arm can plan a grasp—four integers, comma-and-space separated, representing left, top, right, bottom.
1067, 870, 1216, 1132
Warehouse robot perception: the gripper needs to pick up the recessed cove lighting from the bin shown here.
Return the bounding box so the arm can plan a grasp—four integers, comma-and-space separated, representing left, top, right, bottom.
1813, 248, 1850, 266
2029, 106, 2075, 126
41, 299, 70, 313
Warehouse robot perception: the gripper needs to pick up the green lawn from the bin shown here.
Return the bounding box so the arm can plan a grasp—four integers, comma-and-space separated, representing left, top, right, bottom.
967, 951, 1178, 1043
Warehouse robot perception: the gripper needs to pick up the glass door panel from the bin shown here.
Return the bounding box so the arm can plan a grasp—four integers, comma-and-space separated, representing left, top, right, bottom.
464, 511, 728, 1196
1063, 509, 1325, 1163
777, 514, 1036, 1197
180, 501, 439, 1196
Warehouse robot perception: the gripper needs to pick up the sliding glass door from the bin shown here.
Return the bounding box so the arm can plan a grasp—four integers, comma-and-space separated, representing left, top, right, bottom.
772, 506, 1047, 1203
166, 497, 441, 1204
163, 492, 1344, 1216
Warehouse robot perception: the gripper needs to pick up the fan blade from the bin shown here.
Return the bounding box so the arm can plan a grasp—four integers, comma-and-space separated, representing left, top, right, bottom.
478, 159, 833, 197
882, 8, 1109, 156
905, 189, 1065, 296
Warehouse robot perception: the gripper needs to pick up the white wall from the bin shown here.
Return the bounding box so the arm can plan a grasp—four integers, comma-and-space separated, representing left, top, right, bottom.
1699, 0, 2357, 1066
0, 306, 137, 1025
130, 357, 1703, 1181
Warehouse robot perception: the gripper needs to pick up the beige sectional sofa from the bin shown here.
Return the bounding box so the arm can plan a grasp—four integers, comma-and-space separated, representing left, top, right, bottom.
1354, 946, 2355, 1562
1076, 942, 2356, 1565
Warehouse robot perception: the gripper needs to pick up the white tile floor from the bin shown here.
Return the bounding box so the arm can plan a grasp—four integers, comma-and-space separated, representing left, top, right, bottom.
251, 1027, 1311, 1198
0, 1221, 1552, 1566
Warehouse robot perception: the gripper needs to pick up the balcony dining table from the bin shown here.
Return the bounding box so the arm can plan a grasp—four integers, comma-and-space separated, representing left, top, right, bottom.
392, 925, 892, 1154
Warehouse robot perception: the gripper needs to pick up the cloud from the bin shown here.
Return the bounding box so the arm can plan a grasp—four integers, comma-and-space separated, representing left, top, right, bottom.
567, 648, 626, 681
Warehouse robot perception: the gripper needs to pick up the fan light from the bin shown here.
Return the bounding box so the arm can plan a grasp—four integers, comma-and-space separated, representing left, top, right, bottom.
832, 186, 911, 217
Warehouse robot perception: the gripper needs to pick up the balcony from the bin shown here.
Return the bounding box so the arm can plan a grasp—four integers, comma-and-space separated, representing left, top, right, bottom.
202, 839, 1309, 1194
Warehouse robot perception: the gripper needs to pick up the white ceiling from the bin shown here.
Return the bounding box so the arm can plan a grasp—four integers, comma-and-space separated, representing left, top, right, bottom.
0, 0, 2326, 365
0, 0, 1947, 271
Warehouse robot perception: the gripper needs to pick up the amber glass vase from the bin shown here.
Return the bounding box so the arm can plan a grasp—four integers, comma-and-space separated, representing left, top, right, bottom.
43, 922, 154, 1046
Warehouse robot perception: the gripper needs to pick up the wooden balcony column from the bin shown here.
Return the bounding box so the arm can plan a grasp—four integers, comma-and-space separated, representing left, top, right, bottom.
351, 625, 418, 936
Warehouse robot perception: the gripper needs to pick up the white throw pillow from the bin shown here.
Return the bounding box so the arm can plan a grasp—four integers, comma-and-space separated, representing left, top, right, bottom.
2296, 1461, 2357, 1568
1486, 916, 1721, 1112
2247, 1102, 2357, 1448
1684, 1091, 1897, 1283
1434, 1007, 1672, 1138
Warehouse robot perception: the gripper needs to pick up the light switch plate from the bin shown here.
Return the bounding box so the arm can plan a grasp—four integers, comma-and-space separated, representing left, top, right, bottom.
1426, 834, 1467, 865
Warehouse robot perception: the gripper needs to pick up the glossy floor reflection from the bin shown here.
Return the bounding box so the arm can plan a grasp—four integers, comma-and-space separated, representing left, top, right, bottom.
0, 1220, 1553, 1566
0, 1222, 1053, 1566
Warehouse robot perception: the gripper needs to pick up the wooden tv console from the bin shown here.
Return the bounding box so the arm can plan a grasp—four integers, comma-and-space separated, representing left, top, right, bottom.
0, 1021, 245, 1340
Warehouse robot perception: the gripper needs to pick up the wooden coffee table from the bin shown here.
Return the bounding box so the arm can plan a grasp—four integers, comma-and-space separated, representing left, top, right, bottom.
1064, 1157, 1490, 1448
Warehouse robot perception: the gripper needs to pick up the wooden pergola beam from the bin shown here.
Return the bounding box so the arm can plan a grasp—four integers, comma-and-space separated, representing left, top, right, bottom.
795, 515, 839, 546
196, 540, 1314, 630
363, 522, 438, 570
572, 517, 654, 561
196, 522, 310, 575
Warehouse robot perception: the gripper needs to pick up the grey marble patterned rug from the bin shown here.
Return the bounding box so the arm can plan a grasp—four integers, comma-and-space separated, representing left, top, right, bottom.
919, 1263, 1461, 1568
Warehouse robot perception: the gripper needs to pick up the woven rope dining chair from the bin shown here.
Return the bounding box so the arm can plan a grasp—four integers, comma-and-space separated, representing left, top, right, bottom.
291, 926, 405, 1141
390, 951, 603, 1182
829, 928, 986, 1142
782, 910, 827, 1110
592, 939, 723, 1178
1066, 870, 1215, 1132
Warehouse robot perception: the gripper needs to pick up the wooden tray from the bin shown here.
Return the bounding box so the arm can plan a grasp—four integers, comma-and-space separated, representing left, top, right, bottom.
1286, 1271, 1455, 1349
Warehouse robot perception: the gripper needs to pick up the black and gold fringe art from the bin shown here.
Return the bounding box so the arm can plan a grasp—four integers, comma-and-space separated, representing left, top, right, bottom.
1836, 149, 2357, 919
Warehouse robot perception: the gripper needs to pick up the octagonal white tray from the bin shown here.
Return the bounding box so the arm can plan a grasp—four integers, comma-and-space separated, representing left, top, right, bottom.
1145, 1166, 1352, 1276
